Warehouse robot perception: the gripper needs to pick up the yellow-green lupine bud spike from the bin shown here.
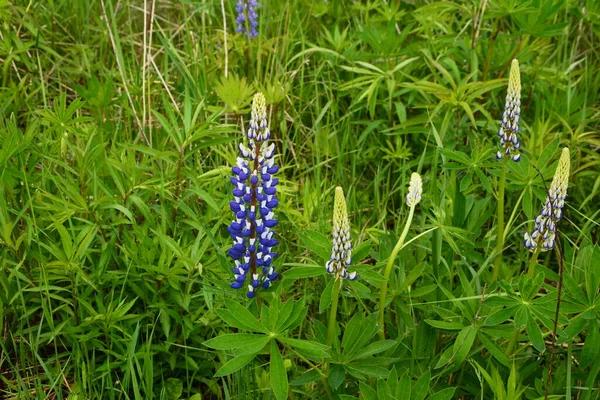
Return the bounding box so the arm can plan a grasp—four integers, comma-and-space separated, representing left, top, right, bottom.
524, 147, 570, 252
549, 147, 570, 202
496, 59, 522, 162
508, 59, 521, 98
326, 187, 357, 280
406, 172, 422, 207
248, 92, 270, 141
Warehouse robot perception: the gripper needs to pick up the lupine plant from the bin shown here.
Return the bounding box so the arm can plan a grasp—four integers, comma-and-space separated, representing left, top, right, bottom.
3, 1, 600, 399
524, 147, 570, 277
493, 59, 522, 281
325, 187, 357, 346
235, 0, 259, 39
378, 172, 422, 335
228, 92, 280, 298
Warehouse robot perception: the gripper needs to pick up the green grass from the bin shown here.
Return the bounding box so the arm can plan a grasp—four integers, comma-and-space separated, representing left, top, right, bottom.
1, 0, 600, 398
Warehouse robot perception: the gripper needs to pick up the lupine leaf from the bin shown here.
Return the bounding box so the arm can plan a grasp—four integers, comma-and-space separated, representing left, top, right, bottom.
397, 369, 411, 400
328, 364, 345, 391
478, 332, 510, 366
319, 277, 334, 313
270, 341, 288, 400
428, 387, 456, 400
283, 301, 308, 331
580, 319, 600, 368
343, 314, 379, 358
214, 353, 257, 377
558, 313, 588, 343
164, 378, 183, 400
344, 363, 389, 379
376, 378, 393, 400
298, 229, 331, 261
290, 369, 320, 386
279, 338, 330, 359
283, 265, 326, 279
274, 299, 295, 332
203, 333, 268, 350
425, 319, 465, 330
359, 382, 378, 400
223, 299, 267, 333
267, 297, 280, 332
216, 309, 265, 333
563, 273, 589, 306
434, 346, 454, 369
526, 313, 545, 352
485, 306, 519, 326
412, 369, 431, 400
353, 240, 372, 263
352, 340, 396, 360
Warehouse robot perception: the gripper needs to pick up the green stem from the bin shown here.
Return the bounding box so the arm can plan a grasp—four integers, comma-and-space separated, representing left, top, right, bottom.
493, 158, 508, 282
286, 344, 333, 398
506, 249, 541, 357
378, 205, 415, 339
505, 326, 520, 358
527, 247, 541, 279
326, 277, 342, 347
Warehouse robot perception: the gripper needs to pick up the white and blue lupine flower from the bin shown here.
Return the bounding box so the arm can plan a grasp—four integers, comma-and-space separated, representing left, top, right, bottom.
326, 187, 357, 281
524, 148, 570, 252
406, 172, 422, 208
496, 59, 522, 162
236, 0, 259, 39
228, 93, 279, 298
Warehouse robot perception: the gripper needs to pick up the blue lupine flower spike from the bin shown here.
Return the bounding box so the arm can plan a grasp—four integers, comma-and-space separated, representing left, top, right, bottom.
326, 187, 357, 281
228, 93, 279, 298
524, 147, 570, 252
236, 0, 259, 39
496, 59, 522, 162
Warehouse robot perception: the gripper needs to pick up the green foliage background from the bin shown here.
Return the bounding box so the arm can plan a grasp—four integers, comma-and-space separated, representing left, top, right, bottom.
0, 0, 599, 398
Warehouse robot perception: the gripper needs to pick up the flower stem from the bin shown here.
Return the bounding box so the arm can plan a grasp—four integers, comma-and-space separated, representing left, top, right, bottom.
527, 247, 541, 279
506, 249, 541, 358
493, 158, 508, 282
285, 343, 333, 399
326, 277, 342, 347
505, 326, 520, 358
378, 205, 415, 339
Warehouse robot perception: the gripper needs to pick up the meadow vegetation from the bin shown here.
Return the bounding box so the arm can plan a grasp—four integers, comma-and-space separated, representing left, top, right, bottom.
1, 0, 599, 398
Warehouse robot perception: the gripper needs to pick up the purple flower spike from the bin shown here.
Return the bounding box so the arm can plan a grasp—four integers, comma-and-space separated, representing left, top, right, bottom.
236, 0, 259, 39
228, 93, 279, 297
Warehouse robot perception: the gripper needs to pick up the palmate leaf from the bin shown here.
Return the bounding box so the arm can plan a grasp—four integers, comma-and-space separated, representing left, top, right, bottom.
341, 313, 380, 358
215, 299, 267, 333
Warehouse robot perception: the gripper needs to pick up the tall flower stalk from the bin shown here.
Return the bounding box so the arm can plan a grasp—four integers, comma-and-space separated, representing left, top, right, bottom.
378, 173, 422, 338
524, 147, 570, 278
235, 0, 258, 39
493, 59, 522, 281
326, 187, 356, 347
228, 93, 279, 298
